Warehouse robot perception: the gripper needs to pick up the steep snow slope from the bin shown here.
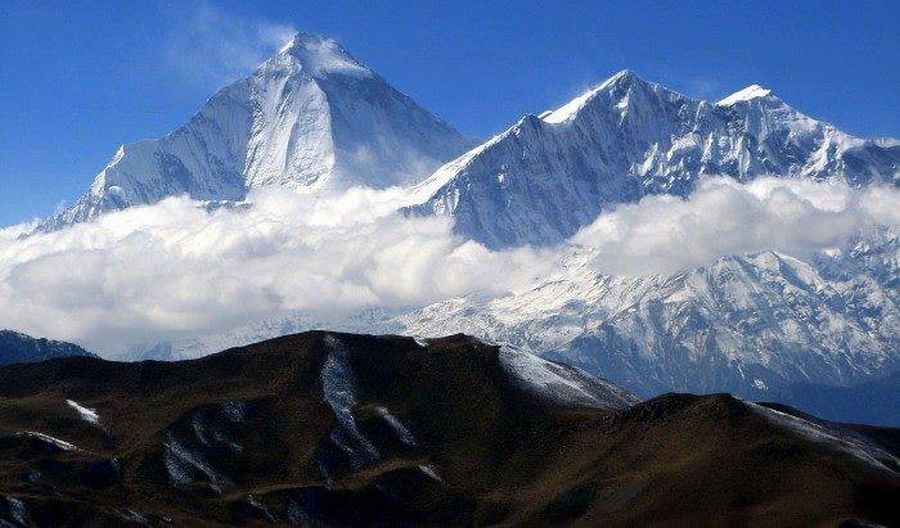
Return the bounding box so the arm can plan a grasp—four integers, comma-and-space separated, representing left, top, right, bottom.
409, 70, 899, 248
43, 32, 469, 229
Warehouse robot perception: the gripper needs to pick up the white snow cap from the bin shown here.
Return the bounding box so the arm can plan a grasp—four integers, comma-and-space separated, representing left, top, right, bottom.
542, 69, 639, 124
717, 84, 774, 106
278, 31, 371, 78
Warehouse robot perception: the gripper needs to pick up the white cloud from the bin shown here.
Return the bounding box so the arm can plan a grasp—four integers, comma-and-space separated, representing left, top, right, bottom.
571, 177, 899, 275
0, 187, 543, 351
0, 177, 895, 353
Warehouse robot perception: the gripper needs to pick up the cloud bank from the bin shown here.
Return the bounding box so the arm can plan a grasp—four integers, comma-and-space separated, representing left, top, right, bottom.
0, 178, 895, 352
573, 177, 899, 275
0, 188, 542, 351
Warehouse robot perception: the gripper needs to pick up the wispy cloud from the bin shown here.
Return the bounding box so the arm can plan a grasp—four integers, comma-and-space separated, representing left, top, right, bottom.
164, 1, 296, 89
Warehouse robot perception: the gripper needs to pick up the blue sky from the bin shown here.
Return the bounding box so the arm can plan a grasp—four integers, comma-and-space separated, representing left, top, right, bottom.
1, 0, 897, 226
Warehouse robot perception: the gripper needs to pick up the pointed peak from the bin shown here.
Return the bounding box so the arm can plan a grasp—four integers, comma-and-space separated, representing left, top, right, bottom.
607, 69, 639, 84
275, 31, 372, 78
717, 84, 775, 106
541, 69, 651, 124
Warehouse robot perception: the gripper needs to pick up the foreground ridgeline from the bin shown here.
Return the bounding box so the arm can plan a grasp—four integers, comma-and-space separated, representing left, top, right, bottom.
0, 332, 896, 526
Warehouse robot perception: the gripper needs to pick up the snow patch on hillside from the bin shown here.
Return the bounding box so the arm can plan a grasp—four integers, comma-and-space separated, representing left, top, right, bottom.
19, 432, 77, 452
67, 400, 100, 425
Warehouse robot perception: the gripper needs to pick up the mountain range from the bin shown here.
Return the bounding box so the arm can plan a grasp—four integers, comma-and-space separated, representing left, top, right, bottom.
23, 32, 900, 425
43, 34, 898, 238
122, 228, 898, 424
1, 331, 897, 526
395, 229, 899, 398
408, 70, 898, 247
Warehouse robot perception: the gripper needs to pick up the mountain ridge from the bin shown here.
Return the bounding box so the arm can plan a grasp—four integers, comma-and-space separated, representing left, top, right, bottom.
0, 330, 94, 366
0, 331, 897, 526
409, 69, 898, 248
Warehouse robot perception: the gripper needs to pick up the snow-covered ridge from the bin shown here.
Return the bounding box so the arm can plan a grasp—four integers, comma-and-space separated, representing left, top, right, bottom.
499, 344, 638, 409
717, 84, 773, 106
745, 402, 899, 473
541, 70, 641, 124
411, 69, 898, 248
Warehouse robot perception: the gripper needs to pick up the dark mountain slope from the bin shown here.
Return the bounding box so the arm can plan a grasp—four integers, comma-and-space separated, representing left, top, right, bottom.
0, 331, 896, 526
0, 330, 94, 367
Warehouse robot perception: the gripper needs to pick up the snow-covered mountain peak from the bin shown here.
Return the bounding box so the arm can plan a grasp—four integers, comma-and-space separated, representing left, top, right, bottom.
717, 84, 775, 106
40, 31, 470, 229
592, 68, 645, 93
277, 31, 372, 79
542, 69, 655, 124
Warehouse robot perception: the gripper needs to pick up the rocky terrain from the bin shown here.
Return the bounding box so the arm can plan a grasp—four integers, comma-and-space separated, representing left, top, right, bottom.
0, 331, 897, 526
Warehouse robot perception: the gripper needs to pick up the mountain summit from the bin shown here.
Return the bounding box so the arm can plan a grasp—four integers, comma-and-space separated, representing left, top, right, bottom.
42, 32, 470, 229
410, 70, 899, 248
716, 84, 774, 105
278, 31, 373, 78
